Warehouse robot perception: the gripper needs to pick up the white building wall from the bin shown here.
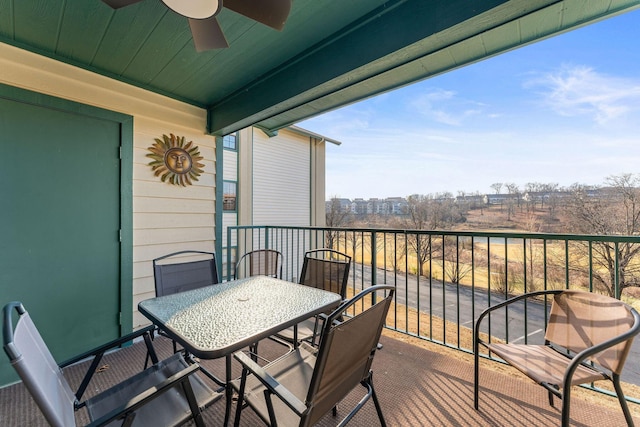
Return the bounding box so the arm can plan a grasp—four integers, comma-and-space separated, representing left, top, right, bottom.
223, 149, 238, 179
252, 128, 310, 226
0, 43, 216, 329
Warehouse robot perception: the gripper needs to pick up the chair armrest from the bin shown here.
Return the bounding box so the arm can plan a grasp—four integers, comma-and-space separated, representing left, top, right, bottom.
474, 289, 562, 351
60, 325, 158, 403
86, 357, 201, 427
59, 325, 156, 368
234, 351, 308, 415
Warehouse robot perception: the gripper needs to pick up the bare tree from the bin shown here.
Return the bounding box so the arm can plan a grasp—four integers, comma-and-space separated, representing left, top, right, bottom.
504, 182, 520, 220
325, 196, 352, 249
541, 182, 560, 217
490, 182, 503, 194
524, 182, 536, 211
390, 194, 467, 277
442, 235, 473, 284
389, 195, 434, 276
564, 174, 640, 297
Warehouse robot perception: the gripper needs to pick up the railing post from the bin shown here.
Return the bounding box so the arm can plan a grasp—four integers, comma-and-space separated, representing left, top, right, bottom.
371, 231, 377, 287
226, 226, 233, 281
615, 241, 621, 299
265, 227, 270, 250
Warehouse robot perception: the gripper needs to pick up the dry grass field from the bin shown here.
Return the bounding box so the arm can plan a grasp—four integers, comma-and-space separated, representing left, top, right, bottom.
347, 203, 640, 311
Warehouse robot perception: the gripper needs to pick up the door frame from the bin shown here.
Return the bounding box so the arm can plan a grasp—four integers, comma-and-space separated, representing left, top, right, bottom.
0, 83, 134, 336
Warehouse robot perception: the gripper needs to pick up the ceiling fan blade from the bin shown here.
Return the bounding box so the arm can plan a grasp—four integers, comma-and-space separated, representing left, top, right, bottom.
224, 0, 292, 31
102, 0, 144, 9
189, 16, 229, 52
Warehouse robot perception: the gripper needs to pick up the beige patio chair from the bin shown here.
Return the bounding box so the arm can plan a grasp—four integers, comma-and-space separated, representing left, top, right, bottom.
275, 248, 351, 346
231, 284, 394, 427
2, 301, 220, 427
234, 249, 283, 279
474, 289, 640, 426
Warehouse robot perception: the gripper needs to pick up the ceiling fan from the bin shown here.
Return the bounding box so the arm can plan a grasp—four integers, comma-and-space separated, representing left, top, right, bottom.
102, 0, 292, 52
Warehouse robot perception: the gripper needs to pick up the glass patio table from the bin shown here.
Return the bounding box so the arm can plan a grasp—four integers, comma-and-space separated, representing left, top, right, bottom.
138, 275, 342, 426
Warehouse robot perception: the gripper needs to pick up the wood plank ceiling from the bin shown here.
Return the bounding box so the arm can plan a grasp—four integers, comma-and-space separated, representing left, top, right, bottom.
0, 0, 638, 136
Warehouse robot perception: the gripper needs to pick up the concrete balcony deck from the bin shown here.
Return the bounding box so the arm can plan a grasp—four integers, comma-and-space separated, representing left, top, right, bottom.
1, 331, 637, 426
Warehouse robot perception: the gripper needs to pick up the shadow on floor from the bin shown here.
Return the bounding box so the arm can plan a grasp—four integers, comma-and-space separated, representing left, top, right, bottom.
0, 332, 637, 426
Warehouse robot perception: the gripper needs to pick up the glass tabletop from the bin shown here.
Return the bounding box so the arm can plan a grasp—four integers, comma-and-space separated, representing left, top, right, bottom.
138, 276, 342, 359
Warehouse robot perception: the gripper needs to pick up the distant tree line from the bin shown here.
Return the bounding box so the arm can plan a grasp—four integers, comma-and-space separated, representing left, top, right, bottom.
326, 173, 640, 297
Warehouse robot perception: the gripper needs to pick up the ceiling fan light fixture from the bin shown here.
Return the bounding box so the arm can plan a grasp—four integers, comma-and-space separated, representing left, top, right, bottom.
161, 0, 221, 19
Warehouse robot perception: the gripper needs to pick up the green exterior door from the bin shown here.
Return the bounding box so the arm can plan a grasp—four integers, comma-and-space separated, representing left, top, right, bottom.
0, 88, 128, 385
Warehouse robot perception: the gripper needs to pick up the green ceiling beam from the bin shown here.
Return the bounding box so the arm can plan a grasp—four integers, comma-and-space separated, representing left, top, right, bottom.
208, 0, 640, 136
256, 0, 640, 133
207, 0, 508, 135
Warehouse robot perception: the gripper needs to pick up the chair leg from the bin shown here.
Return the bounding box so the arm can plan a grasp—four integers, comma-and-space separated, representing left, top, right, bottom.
122, 413, 136, 427
143, 330, 159, 369
548, 390, 554, 407
561, 385, 571, 427
369, 372, 387, 427
181, 376, 206, 427
250, 342, 259, 362
264, 390, 278, 427
613, 374, 635, 427
233, 369, 248, 427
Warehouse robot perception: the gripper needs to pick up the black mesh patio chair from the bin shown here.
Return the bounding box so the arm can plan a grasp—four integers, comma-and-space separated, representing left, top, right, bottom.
474, 289, 640, 427
153, 251, 219, 349
234, 249, 283, 279
298, 249, 351, 298
153, 250, 219, 296
2, 301, 220, 427
231, 284, 394, 427
233, 249, 284, 360
152, 250, 225, 387
275, 249, 351, 346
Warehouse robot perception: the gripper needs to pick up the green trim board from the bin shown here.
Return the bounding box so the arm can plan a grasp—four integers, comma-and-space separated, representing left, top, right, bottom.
215, 135, 224, 278
119, 115, 134, 337
207, 0, 508, 135
220, 0, 640, 135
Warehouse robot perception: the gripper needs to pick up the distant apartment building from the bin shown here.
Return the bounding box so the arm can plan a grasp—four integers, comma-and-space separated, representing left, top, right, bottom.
483, 193, 521, 205
330, 188, 612, 219
328, 197, 408, 216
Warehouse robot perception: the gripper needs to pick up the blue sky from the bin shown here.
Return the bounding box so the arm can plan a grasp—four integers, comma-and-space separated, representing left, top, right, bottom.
298, 9, 640, 200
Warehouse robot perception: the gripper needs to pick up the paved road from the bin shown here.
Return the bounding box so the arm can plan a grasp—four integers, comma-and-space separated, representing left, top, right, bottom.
351, 263, 640, 387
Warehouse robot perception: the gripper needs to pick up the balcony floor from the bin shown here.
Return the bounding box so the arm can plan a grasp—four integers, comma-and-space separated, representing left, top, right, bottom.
1, 331, 638, 426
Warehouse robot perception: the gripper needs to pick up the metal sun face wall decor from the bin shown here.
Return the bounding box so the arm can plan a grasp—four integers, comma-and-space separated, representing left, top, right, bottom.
147, 134, 205, 186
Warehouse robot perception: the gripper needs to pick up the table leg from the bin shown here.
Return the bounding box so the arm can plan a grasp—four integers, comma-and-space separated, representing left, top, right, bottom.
224, 354, 233, 426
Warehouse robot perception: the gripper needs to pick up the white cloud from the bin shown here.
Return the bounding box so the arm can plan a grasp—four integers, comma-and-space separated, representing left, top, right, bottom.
525, 65, 640, 125
409, 88, 486, 126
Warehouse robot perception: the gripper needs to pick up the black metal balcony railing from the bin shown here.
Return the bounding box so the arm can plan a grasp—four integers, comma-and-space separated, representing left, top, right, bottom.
225, 225, 640, 402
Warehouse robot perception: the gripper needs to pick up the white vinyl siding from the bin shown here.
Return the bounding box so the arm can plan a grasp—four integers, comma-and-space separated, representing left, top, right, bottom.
223, 149, 237, 180
253, 129, 310, 226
